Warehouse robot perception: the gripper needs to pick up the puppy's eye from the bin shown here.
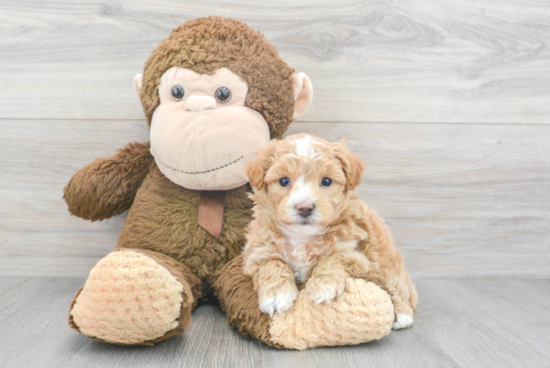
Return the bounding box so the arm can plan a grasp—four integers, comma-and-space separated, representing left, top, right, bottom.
321, 178, 332, 187
215, 87, 231, 103
171, 85, 185, 100
279, 177, 290, 187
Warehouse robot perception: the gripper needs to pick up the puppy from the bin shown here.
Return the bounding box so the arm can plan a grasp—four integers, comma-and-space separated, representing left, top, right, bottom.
243, 134, 418, 330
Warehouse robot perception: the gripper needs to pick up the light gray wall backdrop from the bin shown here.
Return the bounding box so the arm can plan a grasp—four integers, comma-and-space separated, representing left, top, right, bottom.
0, 0, 549, 278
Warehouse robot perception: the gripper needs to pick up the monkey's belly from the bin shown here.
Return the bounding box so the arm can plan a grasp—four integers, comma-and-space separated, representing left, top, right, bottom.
116, 165, 253, 283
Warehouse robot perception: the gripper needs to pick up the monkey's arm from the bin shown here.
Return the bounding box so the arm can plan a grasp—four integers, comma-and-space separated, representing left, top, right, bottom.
63, 142, 153, 221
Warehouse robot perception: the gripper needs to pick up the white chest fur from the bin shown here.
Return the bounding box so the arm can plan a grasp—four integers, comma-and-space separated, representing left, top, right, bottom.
280, 224, 322, 283
280, 224, 362, 283
288, 257, 312, 283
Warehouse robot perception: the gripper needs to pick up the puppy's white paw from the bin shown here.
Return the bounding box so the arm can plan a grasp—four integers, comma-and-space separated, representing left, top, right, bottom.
306, 277, 346, 305
259, 287, 298, 317
392, 313, 414, 330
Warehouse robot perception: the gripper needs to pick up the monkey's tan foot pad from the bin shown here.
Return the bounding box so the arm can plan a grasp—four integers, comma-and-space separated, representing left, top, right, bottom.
69, 249, 187, 345
269, 278, 394, 350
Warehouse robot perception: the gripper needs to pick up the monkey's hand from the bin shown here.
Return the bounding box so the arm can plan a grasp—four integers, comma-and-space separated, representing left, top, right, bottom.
63, 141, 153, 221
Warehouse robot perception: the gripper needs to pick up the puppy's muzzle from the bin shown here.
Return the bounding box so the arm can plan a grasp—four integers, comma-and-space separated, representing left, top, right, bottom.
296, 203, 315, 218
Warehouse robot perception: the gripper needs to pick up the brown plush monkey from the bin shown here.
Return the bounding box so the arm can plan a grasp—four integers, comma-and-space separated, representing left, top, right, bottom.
64, 16, 394, 349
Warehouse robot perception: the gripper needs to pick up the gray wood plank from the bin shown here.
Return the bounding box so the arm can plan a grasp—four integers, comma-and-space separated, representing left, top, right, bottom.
1, 277, 549, 367
1, 119, 549, 278
0, 0, 549, 123
417, 279, 550, 368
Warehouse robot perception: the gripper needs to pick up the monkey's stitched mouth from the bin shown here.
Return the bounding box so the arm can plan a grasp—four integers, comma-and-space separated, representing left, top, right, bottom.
158, 156, 243, 175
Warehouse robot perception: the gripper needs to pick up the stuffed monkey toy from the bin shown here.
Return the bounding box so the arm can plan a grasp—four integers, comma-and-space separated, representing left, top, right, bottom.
65, 16, 395, 350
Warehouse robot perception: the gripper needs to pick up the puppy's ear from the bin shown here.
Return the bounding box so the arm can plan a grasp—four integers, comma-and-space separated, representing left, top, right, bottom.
246, 140, 278, 191
332, 141, 364, 190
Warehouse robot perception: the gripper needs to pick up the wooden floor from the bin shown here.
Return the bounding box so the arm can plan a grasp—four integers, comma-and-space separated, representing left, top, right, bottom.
0, 277, 548, 368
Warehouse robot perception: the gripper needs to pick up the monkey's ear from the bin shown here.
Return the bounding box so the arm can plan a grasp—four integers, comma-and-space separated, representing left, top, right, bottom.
246, 140, 278, 191
292, 73, 313, 119
133, 74, 143, 97
331, 141, 365, 190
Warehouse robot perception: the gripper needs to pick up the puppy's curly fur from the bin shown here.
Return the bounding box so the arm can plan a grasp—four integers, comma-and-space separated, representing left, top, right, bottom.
243, 134, 418, 329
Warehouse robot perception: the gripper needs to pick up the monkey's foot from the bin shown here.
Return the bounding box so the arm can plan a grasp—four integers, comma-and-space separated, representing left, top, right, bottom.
269, 278, 394, 350
215, 256, 394, 351
69, 249, 194, 345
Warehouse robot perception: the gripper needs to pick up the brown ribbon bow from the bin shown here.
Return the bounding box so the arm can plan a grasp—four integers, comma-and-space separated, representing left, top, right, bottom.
197, 191, 226, 238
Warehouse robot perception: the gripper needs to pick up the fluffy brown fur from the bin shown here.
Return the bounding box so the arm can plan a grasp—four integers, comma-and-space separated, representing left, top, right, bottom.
213, 254, 283, 348
116, 165, 253, 294
65, 17, 298, 346
243, 134, 418, 325
65, 17, 394, 348
64, 142, 154, 221
140, 16, 295, 139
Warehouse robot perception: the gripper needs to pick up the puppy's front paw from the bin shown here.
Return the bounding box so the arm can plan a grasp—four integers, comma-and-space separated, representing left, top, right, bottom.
258, 283, 299, 317
392, 313, 414, 330
306, 275, 346, 305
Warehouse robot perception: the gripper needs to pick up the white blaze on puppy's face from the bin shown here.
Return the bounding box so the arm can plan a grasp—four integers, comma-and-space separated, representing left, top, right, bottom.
149, 67, 271, 190
286, 137, 320, 221
287, 175, 316, 221
293, 135, 318, 159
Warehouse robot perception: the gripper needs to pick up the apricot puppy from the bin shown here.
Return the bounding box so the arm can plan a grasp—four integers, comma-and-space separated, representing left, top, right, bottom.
243, 134, 418, 329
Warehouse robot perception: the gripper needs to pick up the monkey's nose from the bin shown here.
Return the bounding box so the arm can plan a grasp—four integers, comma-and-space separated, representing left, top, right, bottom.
185, 96, 217, 112
296, 203, 315, 218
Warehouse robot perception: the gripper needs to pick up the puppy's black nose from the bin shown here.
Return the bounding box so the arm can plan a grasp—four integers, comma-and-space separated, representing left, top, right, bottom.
296, 203, 315, 218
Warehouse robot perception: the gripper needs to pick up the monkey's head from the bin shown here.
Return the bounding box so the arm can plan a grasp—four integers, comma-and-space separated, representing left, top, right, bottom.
133, 17, 313, 191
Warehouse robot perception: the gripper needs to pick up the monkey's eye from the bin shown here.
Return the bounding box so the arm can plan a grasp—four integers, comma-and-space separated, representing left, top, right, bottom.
215, 87, 231, 103
321, 178, 332, 187
279, 177, 290, 187
171, 85, 185, 100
